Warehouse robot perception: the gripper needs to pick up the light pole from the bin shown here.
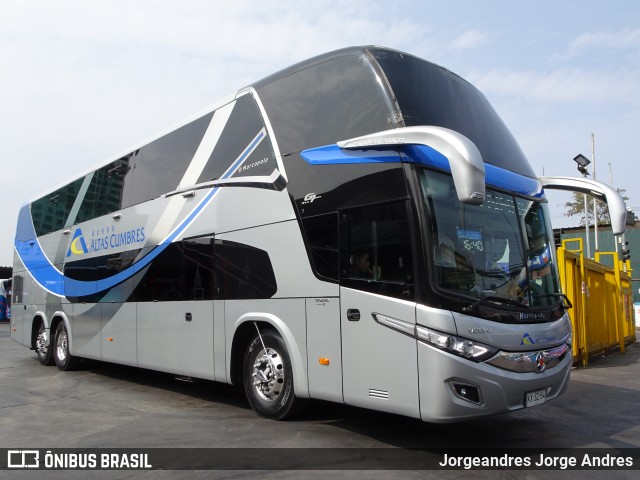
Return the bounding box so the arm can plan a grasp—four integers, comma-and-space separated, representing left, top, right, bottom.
573, 154, 591, 258
591, 134, 598, 253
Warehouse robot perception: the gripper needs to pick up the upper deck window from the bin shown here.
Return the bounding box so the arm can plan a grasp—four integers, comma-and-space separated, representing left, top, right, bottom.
124, 111, 214, 208
256, 54, 390, 155
196, 94, 276, 184
31, 178, 83, 237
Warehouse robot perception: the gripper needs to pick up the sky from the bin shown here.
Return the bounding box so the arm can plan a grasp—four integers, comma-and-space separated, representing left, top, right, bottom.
1, 0, 639, 266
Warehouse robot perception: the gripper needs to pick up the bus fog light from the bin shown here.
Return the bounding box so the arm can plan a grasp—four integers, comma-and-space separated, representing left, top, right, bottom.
450, 382, 482, 405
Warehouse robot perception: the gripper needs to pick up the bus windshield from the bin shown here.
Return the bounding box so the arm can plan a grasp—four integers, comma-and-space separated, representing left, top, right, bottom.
419, 169, 560, 309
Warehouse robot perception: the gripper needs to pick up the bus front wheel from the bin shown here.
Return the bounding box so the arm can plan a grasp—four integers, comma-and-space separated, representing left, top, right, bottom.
53, 323, 80, 371
243, 328, 297, 420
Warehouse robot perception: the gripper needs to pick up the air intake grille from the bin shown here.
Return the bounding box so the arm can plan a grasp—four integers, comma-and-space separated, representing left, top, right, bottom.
368, 389, 389, 400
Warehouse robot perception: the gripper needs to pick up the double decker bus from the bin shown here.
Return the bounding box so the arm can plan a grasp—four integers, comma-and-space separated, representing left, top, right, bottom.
11, 47, 626, 421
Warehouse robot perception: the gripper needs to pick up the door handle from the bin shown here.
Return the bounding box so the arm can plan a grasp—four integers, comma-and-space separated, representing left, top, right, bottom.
347, 309, 360, 321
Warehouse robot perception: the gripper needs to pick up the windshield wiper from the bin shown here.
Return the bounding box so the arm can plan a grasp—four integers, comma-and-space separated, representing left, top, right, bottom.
538, 293, 573, 310
463, 295, 528, 314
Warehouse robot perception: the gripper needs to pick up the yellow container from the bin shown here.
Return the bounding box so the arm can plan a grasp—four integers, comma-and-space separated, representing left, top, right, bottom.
557, 239, 635, 366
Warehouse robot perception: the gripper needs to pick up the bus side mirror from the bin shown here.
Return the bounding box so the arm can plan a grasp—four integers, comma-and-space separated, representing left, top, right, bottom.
338, 126, 485, 205
539, 176, 628, 235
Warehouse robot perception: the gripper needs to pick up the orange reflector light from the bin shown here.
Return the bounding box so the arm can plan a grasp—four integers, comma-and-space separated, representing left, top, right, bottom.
107, 337, 114, 342
319, 357, 330, 366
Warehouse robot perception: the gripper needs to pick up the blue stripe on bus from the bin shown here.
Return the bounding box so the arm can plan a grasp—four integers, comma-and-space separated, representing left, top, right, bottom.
15, 130, 266, 298
300, 144, 400, 164
300, 143, 541, 197
484, 163, 542, 198
15, 186, 221, 297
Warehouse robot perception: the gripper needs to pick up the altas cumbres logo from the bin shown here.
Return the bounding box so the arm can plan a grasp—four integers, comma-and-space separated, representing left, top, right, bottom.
67, 228, 89, 257
520, 333, 535, 346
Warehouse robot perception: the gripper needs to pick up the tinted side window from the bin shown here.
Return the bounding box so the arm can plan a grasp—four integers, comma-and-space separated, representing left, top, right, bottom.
125, 112, 214, 207
75, 156, 133, 222
182, 237, 216, 300
64, 249, 140, 303
301, 213, 339, 281
284, 160, 407, 219
197, 95, 276, 184
341, 201, 414, 300
31, 178, 83, 236
39, 112, 213, 228
214, 240, 277, 300
131, 238, 215, 302
256, 55, 390, 155
230, 133, 276, 179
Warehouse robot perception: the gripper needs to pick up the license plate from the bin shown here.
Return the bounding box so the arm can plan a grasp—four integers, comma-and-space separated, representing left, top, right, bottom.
526, 389, 546, 407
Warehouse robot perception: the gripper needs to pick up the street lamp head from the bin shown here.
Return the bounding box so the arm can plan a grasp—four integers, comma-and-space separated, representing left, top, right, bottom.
573, 153, 591, 177
573, 154, 591, 168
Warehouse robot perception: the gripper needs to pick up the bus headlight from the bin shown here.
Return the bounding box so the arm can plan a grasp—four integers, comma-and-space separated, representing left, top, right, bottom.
416, 325, 498, 362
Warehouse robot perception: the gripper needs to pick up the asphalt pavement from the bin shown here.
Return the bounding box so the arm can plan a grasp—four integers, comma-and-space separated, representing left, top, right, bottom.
1, 321, 639, 479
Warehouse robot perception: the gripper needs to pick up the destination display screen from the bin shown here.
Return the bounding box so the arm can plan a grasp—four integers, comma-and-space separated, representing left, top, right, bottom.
456, 228, 484, 253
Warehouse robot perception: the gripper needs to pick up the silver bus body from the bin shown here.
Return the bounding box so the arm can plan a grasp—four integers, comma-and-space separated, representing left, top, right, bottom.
11, 47, 625, 422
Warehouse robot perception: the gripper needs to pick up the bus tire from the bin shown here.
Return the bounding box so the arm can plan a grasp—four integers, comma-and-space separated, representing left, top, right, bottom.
35, 321, 55, 366
53, 322, 80, 371
243, 328, 297, 420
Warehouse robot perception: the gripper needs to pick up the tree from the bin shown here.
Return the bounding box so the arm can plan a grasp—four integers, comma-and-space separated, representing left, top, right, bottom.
564, 189, 628, 226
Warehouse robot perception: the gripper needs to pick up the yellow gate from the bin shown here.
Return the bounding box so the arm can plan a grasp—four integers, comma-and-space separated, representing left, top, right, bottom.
556, 238, 636, 366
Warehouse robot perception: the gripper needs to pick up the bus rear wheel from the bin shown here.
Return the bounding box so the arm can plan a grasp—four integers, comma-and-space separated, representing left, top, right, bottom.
35, 321, 54, 366
243, 328, 297, 420
53, 322, 80, 371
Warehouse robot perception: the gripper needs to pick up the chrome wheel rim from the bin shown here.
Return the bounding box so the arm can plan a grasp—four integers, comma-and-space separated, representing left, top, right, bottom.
36, 328, 48, 358
57, 329, 68, 362
251, 348, 285, 401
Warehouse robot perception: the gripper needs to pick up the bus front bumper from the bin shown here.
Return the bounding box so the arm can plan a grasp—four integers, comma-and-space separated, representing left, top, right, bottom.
417, 341, 572, 423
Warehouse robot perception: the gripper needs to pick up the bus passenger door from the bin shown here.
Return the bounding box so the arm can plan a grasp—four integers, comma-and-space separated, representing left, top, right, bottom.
340, 288, 419, 418
339, 202, 420, 418
178, 236, 216, 380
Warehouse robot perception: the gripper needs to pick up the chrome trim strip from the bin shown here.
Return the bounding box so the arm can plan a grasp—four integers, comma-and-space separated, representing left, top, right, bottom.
239, 86, 288, 182
372, 313, 416, 338
165, 169, 287, 198
485, 343, 570, 374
